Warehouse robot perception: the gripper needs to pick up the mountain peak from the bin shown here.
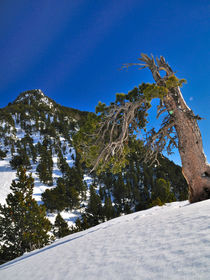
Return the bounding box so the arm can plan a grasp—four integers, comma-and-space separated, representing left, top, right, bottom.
15, 89, 45, 100
14, 89, 54, 109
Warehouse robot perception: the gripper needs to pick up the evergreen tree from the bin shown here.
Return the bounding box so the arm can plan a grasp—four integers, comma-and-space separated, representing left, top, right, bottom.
53, 213, 70, 238
0, 167, 52, 264
103, 195, 115, 220
0, 149, 7, 160
155, 156, 188, 201
10, 147, 31, 170
113, 173, 130, 214
42, 181, 67, 212
72, 215, 90, 233
85, 185, 103, 226
77, 54, 210, 203
36, 140, 53, 186
42, 178, 80, 212
10, 143, 15, 156
150, 178, 175, 206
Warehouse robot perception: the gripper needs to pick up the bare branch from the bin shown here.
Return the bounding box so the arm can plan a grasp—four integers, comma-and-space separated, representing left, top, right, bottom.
121, 63, 146, 70
143, 118, 177, 165
157, 106, 167, 119
156, 56, 173, 75
91, 99, 147, 172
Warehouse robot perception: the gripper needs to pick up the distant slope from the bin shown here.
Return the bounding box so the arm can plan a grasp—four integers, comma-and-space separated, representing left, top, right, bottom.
1, 200, 210, 280
0, 89, 89, 225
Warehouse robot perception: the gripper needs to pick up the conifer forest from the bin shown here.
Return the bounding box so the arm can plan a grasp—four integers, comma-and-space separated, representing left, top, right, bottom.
0, 72, 201, 264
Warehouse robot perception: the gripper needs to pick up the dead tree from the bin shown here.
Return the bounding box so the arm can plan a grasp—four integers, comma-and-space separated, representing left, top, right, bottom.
85, 54, 210, 203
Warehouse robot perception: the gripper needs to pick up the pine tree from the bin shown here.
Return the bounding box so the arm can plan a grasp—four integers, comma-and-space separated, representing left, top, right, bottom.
42, 178, 80, 212
10, 147, 31, 170
42, 180, 68, 212
85, 185, 103, 226
36, 141, 53, 186
103, 195, 115, 220
10, 143, 15, 156
0, 167, 52, 264
0, 149, 7, 160
113, 173, 130, 214
150, 178, 175, 206
53, 213, 70, 238
79, 54, 210, 203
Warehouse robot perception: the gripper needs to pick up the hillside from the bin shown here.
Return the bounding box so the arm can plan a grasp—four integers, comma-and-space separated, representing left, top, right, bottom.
1, 200, 210, 279
0, 89, 89, 203
0, 89, 187, 210
0, 89, 189, 264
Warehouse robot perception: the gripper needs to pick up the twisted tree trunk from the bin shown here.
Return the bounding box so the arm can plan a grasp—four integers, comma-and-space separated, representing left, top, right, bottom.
165, 86, 210, 202
144, 55, 210, 202
89, 54, 210, 203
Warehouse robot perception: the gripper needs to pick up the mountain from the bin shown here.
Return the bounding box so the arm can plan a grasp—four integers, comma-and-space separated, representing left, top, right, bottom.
0, 89, 89, 224
1, 200, 210, 279
0, 89, 189, 263
0, 89, 188, 217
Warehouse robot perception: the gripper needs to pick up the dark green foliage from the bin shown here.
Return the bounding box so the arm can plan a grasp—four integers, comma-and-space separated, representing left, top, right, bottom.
149, 197, 164, 207
113, 173, 131, 214
36, 138, 53, 185
74, 84, 153, 173
42, 178, 80, 212
42, 151, 85, 212
42, 182, 67, 212
103, 195, 115, 220
10, 143, 15, 156
53, 213, 70, 238
72, 215, 90, 232
154, 156, 188, 201
0, 167, 52, 264
21, 134, 37, 163
73, 113, 103, 171
150, 178, 175, 206
0, 149, 7, 159
83, 185, 104, 227
92, 140, 188, 215
87, 186, 103, 217
10, 153, 31, 170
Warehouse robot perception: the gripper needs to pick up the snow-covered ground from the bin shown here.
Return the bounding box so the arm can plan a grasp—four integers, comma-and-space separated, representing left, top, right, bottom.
0, 153, 86, 227
0, 121, 84, 227
1, 200, 210, 280
0, 158, 16, 204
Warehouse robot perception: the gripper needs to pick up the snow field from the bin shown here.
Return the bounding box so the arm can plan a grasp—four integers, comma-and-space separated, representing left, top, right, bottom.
1, 200, 210, 280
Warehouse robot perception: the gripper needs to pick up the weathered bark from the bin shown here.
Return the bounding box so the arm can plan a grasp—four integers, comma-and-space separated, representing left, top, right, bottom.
165, 87, 210, 202
141, 54, 210, 203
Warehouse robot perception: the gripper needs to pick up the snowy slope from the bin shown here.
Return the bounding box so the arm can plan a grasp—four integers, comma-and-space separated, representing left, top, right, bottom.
0, 153, 86, 227
0, 90, 78, 205
1, 200, 210, 280
0, 126, 75, 205
0, 90, 85, 226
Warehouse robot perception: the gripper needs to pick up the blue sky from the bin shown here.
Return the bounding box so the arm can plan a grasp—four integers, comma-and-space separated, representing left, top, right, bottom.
0, 0, 209, 164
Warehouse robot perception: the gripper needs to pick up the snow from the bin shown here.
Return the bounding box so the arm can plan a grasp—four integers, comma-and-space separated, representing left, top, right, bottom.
0, 159, 16, 204
0, 131, 86, 226
47, 209, 81, 226
15, 90, 54, 108
1, 200, 210, 279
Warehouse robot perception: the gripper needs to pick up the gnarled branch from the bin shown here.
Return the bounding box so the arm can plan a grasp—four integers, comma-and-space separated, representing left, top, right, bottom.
91, 99, 147, 172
